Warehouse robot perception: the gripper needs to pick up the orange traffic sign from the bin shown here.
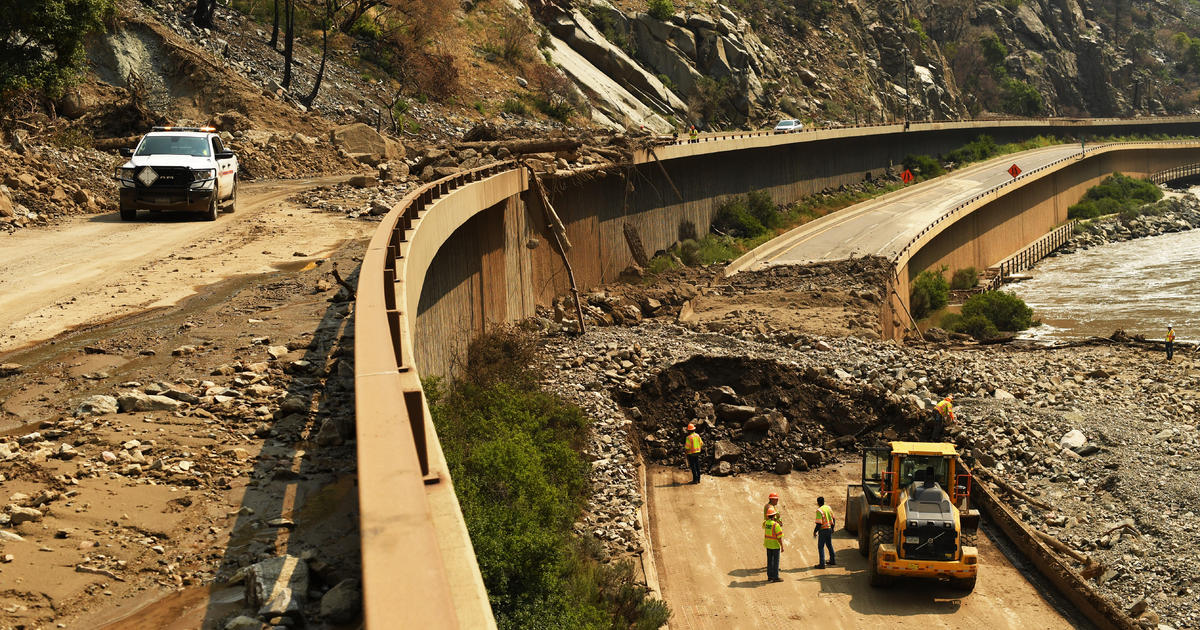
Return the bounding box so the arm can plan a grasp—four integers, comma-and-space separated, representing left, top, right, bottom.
1008, 164, 1022, 178
901, 169, 914, 184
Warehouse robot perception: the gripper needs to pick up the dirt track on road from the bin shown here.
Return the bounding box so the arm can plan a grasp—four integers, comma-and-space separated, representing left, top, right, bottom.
0, 176, 372, 354
647, 462, 1083, 629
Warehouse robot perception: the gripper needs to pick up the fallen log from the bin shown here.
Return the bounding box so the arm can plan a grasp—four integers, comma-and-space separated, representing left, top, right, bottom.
974, 466, 1053, 510
1032, 529, 1088, 563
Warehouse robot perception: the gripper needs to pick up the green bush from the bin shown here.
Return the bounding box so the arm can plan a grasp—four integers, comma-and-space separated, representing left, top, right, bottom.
903, 154, 945, 179
910, 267, 949, 320
502, 98, 530, 116
945, 135, 1000, 165
960, 290, 1033, 332
1067, 172, 1163, 219
958, 313, 1001, 340
647, 0, 675, 20
712, 195, 768, 238
950, 267, 978, 290
1001, 78, 1043, 116
429, 330, 670, 628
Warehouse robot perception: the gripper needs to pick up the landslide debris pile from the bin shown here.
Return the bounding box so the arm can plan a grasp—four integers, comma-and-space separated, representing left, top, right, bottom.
620, 355, 925, 476
0, 142, 118, 232
534, 257, 891, 340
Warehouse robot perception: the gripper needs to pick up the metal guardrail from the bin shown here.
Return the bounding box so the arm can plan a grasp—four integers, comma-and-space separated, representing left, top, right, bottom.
984, 220, 1079, 290
1150, 161, 1200, 183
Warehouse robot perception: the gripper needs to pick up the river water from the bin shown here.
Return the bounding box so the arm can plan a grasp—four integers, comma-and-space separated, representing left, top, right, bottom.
1009, 222, 1200, 342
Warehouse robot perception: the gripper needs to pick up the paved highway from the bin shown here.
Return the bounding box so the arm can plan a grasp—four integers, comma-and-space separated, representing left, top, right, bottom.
731, 144, 1084, 272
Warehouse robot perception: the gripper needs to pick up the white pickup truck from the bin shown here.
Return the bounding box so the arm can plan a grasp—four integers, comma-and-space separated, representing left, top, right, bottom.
114, 126, 238, 221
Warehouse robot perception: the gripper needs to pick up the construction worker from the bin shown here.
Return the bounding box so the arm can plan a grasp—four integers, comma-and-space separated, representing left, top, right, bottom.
689, 125, 698, 143
764, 506, 784, 582
813, 496, 836, 569
931, 394, 955, 440
1167, 324, 1176, 361
684, 423, 703, 484
764, 492, 781, 523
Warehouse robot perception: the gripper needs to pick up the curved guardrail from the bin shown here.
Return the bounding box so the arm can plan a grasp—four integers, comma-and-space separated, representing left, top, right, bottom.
1150, 161, 1200, 183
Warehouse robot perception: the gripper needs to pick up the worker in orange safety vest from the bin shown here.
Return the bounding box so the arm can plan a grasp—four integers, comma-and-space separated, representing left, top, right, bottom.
684, 423, 703, 484
764, 506, 784, 582
813, 496, 836, 569
764, 492, 781, 523
1167, 324, 1176, 361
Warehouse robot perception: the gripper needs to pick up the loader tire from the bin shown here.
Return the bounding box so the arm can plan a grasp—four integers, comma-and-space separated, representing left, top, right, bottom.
867, 525, 895, 587
857, 516, 870, 557
951, 574, 977, 594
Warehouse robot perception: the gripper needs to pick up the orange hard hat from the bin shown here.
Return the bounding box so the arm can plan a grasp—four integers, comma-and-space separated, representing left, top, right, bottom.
766, 506, 777, 516
768, 493, 779, 500
686, 423, 695, 431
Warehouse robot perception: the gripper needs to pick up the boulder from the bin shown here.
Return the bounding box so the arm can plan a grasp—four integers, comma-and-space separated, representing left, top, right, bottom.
717, 403, 757, 422
0, 189, 13, 218
773, 460, 792, 475
330, 123, 404, 161
59, 89, 90, 119
713, 439, 743, 462
319, 578, 362, 623
993, 388, 1017, 400
712, 460, 732, 476
348, 174, 378, 188
765, 411, 788, 435
742, 415, 770, 433
246, 555, 309, 620
315, 418, 342, 447
117, 391, 182, 413
224, 616, 260, 630
7, 505, 42, 525
1059, 429, 1087, 450
707, 385, 740, 405
75, 395, 119, 416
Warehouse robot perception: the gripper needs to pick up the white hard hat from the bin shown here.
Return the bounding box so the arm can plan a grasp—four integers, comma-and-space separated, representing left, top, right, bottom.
1170, 324, 1175, 328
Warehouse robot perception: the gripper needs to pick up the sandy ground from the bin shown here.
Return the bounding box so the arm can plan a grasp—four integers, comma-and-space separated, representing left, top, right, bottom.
646, 462, 1081, 629
0, 176, 373, 354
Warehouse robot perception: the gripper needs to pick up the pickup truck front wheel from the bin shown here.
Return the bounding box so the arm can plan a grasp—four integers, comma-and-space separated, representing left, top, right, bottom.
204, 186, 219, 221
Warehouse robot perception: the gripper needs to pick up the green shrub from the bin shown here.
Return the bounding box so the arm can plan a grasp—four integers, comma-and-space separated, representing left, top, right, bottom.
646, 254, 680, 276
429, 330, 670, 628
1067, 172, 1163, 219
961, 290, 1033, 332
939, 312, 963, 330
945, 135, 1000, 165
712, 196, 767, 238
903, 154, 945, 179
647, 0, 675, 20
910, 267, 949, 320
502, 98, 530, 116
1001, 78, 1043, 116
959, 313, 1001, 340
0, 0, 115, 99
950, 267, 978, 290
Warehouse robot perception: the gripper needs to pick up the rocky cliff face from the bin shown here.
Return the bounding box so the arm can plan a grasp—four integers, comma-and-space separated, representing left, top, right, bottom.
532, 0, 1200, 130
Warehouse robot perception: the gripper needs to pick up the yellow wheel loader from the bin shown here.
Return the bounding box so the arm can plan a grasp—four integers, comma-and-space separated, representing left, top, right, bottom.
844, 441, 981, 592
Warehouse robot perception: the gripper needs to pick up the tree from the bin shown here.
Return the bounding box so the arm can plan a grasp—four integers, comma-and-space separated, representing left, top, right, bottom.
193, 0, 217, 28
270, 0, 280, 49
302, 0, 335, 107
336, 0, 384, 33
0, 0, 114, 101
281, 0, 296, 89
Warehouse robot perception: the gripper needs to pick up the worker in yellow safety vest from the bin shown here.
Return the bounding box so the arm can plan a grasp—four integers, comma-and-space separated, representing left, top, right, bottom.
684, 423, 703, 484
1167, 324, 1176, 361
689, 125, 698, 143
764, 506, 784, 582
764, 492, 781, 523
931, 394, 955, 440
812, 496, 836, 569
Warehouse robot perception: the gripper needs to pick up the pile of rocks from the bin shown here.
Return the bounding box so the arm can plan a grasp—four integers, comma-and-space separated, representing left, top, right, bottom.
0, 141, 118, 232
291, 180, 414, 221
1057, 194, 1200, 253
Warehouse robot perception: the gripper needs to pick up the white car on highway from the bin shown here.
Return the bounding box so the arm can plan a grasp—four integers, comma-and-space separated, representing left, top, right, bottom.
773, 119, 805, 133
114, 126, 238, 221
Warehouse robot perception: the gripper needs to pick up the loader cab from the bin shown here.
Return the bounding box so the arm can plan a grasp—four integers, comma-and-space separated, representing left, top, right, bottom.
875, 442, 970, 509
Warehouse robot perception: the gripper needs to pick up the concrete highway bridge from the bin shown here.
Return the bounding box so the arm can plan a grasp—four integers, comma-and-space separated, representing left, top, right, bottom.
353, 116, 1200, 628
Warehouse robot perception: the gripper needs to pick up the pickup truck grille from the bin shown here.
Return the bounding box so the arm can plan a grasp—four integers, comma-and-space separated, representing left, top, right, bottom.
136, 166, 192, 188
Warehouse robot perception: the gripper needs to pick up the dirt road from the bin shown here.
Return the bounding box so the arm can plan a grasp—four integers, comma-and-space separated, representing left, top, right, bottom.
647, 462, 1080, 629
0, 177, 373, 353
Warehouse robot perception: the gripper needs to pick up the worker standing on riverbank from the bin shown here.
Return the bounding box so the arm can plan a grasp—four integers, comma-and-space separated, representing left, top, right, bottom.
684, 423, 703, 484
1167, 325, 1176, 361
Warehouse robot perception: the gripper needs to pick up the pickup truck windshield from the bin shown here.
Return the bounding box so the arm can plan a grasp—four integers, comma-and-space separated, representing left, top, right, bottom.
136, 136, 210, 157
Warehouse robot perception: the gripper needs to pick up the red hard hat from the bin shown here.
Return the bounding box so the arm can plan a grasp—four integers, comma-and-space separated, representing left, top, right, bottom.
686, 423, 695, 431
768, 493, 779, 500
